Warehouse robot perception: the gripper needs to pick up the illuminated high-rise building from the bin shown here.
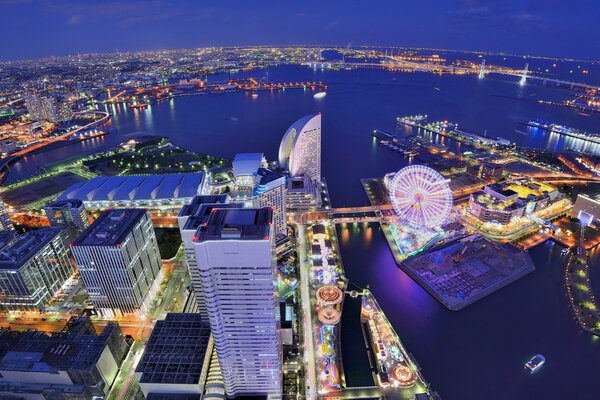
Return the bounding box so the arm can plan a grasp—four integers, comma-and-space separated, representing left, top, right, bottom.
253, 168, 287, 237
230, 153, 287, 237
278, 114, 322, 210
0, 200, 14, 231
72, 209, 163, 318
0, 228, 73, 311
177, 194, 232, 320
43, 199, 89, 239
278, 113, 321, 183
193, 207, 281, 399
23, 86, 72, 123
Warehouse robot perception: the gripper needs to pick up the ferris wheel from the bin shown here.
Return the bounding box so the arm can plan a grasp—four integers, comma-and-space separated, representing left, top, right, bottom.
388, 165, 453, 228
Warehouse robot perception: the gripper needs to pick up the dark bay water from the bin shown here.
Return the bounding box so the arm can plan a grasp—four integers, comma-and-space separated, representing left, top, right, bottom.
5, 65, 600, 398
337, 223, 600, 400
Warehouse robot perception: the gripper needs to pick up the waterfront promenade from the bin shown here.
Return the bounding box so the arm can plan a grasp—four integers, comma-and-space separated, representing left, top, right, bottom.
565, 231, 600, 336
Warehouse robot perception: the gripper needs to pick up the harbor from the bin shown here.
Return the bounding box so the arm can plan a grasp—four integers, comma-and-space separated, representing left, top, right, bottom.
398, 115, 511, 147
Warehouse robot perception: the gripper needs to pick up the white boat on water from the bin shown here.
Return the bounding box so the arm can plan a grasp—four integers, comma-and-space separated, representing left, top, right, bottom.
313, 91, 327, 99
251, 93, 259, 98
525, 354, 545, 373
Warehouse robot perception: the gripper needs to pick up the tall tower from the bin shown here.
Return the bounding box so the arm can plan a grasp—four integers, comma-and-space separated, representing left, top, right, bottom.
72, 209, 163, 318
193, 207, 281, 399
177, 194, 231, 320
0, 200, 14, 231
478, 59, 486, 79
519, 63, 529, 85
278, 113, 322, 184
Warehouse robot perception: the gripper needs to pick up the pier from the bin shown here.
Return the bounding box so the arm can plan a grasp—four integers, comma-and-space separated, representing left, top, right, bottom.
565, 228, 600, 337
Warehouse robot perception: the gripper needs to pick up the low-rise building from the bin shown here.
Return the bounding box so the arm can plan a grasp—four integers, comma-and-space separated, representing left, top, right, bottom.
58, 172, 205, 215
468, 180, 561, 225
0, 317, 130, 400
135, 313, 212, 398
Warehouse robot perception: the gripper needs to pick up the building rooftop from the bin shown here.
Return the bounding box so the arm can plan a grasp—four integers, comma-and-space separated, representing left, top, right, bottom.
194, 208, 272, 242
232, 153, 264, 177
58, 172, 204, 203
44, 199, 84, 209
253, 168, 286, 196
0, 318, 122, 373
72, 209, 147, 247
487, 183, 518, 198
0, 228, 63, 270
179, 195, 229, 218
183, 203, 242, 232
136, 313, 210, 385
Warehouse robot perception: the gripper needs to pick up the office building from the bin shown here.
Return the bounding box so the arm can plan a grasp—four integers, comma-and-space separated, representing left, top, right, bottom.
0, 200, 14, 231
279, 113, 322, 183
193, 207, 282, 399
480, 162, 504, 181
0, 317, 130, 400
0, 228, 73, 311
177, 194, 231, 319
72, 209, 163, 318
43, 199, 89, 238
135, 313, 212, 398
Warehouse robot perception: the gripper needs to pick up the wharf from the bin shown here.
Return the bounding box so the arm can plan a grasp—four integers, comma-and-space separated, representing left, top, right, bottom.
401, 235, 536, 310
522, 121, 600, 146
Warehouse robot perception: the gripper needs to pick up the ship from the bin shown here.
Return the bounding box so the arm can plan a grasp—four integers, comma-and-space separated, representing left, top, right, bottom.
397, 114, 428, 127
129, 102, 149, 109
525, 354, 545, 373
313, 91, 327, 99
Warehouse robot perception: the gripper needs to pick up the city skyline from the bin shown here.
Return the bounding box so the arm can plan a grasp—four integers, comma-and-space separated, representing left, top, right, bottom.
0, 0, 598, 61
0, 5, 599, 399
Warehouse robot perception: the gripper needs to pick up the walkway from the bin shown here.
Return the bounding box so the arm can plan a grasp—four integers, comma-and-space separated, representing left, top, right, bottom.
565, 228, 600, 336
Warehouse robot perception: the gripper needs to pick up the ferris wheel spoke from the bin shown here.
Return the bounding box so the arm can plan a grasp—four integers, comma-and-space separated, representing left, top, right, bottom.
389, 165, 453, 228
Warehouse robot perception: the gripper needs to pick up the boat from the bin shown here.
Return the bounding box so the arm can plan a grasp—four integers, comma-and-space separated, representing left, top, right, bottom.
251, 93, 259, 99
129, 103, 148, 109
397, 114, 428, 127
313, 91, 327, 99
525, 354, 545, 373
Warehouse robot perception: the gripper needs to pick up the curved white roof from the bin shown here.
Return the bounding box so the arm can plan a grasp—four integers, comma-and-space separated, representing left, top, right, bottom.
58, 172, 205, 203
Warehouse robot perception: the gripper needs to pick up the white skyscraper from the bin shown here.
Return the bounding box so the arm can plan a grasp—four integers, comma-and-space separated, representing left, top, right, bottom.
278, 113, 321, 183
177, 194, 231, 320
72, 209, 163, 318
193, 207, 281, 399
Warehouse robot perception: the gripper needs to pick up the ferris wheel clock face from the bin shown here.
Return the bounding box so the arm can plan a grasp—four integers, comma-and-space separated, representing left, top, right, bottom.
389, 165, 453, 228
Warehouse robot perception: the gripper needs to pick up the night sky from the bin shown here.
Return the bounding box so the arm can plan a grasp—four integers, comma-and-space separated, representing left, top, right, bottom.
1, 0, 598, 61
